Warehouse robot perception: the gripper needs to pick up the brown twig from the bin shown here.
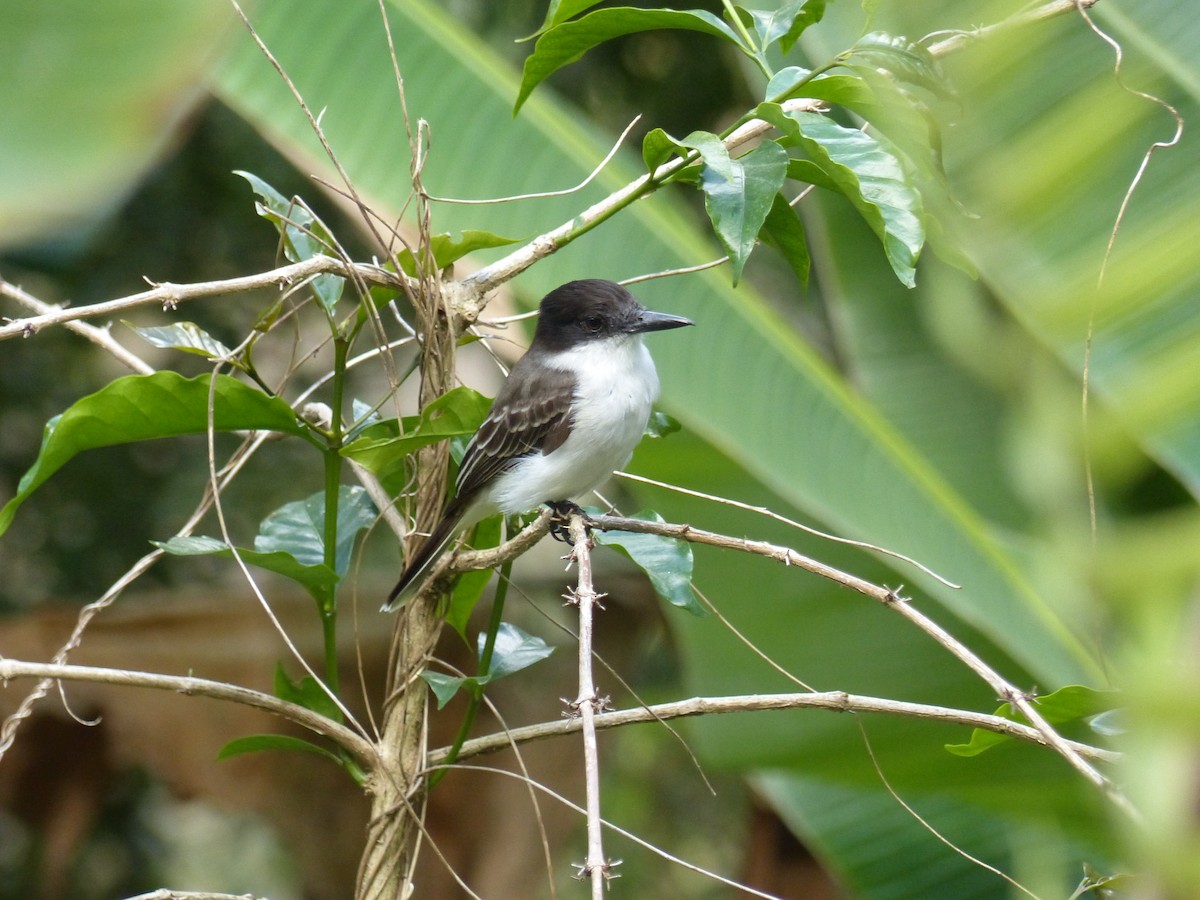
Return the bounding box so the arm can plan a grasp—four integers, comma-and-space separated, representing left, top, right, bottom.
565, 513, 613, 895
584, 512, 1138, 821
0, 659, 378, 769
429, 690, 1117, 765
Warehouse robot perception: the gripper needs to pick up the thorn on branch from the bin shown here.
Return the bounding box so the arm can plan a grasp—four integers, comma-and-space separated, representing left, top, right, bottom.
883, 585, 909, 604
572, 858, 622, 882
1000, 685, 1040, 705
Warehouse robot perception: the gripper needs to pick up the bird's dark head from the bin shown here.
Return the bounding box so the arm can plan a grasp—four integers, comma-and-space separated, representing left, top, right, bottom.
533, 279, 693, 352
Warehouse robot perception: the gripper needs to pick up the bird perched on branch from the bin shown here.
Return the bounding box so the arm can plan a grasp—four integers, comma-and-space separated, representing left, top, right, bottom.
383, 279, 693, 610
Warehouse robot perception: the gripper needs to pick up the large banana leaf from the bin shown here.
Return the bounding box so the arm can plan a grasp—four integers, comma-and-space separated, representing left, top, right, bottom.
208, 0, 1122, 891
0, 0, 234, 247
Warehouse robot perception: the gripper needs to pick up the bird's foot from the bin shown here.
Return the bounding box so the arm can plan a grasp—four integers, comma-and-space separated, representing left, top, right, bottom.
547, 500, 589, 544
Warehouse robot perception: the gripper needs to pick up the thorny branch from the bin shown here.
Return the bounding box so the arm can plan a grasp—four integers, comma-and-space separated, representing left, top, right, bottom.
0, 256, 403, 342
578, 512, 1137, 820
565, 512, 614, 896
429, 691, 1118, 766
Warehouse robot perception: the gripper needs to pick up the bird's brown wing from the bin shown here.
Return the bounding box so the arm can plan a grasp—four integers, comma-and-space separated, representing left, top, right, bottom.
455, 360, 577, 500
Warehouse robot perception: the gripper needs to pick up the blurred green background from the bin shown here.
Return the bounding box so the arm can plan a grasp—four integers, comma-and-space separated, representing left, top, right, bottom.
1, 0, 1197, 897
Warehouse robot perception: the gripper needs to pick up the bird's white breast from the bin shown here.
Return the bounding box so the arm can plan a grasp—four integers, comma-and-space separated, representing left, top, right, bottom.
489, 335, 659, 514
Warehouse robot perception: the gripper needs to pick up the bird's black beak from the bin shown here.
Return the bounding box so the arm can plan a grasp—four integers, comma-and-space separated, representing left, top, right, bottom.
633, 309, 694, 333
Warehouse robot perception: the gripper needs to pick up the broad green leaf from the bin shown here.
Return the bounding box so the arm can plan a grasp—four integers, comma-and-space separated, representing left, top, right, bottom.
772, 69, 945, 187
515, 8, 740, 113
763, 104, 924, 286
421, 670, 467, 709
837, 32, 952, 100
680, 131, 789, 284
525, 0, 607, 40
757, 774, 1080, 900
124, 321, 233, 360
740, 0, 827, 55
235, 169, 344, 313
153, 535, 341, 606
396, 230, 520, 278
217, 733, 342, 764
480, 621, 554, 679
760, 192, 810, 287
592, 509, 703, 615
255, 485, 377, 578
0, 372, 306, 536
275, 661, 342, 721
340, 387, 491, 491
0, 0, 229, 247
642, 127, 687, 172
418, 622, 554, 707
946, 685, 1119, 757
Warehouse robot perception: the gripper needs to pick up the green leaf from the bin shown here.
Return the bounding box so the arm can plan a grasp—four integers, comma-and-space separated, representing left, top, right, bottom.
642, 127, 687, 172
680, 132, 789, 284
340, 387, 491, 491
255, 485, 377, 578
154, 535, 341, 605
945, 685, 1118, 757
235, 169, 344, 313
217, 733, 342, 764
741, 0, 826, 55
524, 0, 606, 40
274, 661, 342, 721
124, 321, 233, 360
838, 32, 953, 100
763, 105, 924, 287
760, 192, 810, 288
395, 229, 520, 278
0, 1, 230, 247
445, 515, 503, 638
592, 509, 703, 615
516, 8, 740, 114
791, 69, 952, 204
421, 670, 468, 709
644, 410, 681, 439
0, 372, 305, 537
480, 621, 554, 679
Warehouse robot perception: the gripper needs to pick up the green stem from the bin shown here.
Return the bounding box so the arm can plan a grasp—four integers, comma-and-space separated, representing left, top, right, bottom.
429, 551, 513, 787
320, 334, 351, 693
719, 0, 756, 53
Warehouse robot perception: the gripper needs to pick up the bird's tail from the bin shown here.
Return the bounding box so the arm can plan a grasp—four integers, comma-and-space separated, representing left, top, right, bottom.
382, 502, 468, 612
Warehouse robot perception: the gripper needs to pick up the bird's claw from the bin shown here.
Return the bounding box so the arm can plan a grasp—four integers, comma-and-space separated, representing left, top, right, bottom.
547, 500, 588, 544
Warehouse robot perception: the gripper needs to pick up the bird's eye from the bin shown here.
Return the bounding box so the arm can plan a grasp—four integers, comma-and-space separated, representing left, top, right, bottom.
582, 315, 603, 332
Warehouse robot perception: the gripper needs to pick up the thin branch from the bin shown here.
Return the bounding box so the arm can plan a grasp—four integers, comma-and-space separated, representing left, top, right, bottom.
429, 690, 1117, 766
617, 471, 960, 588
583, 512, 1137, 820
0, 256, 402, 342
124, 891, 264, 900
924, 0, 1102, 56
0, 658, 378, 769
0, 275, 154, 372
458, 98, 824, 302
565, 513, 611, 895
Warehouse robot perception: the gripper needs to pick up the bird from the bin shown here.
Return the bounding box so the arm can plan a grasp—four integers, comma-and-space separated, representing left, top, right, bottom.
383, 279, 693, 610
